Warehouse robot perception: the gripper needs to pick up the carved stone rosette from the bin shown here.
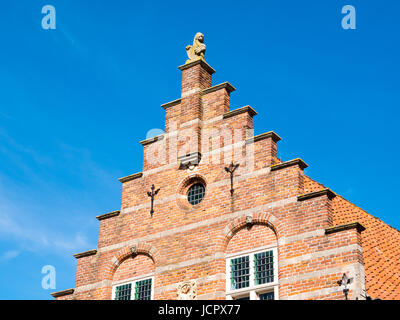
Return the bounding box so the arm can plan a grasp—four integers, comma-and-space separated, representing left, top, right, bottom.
177, 280, 197, 300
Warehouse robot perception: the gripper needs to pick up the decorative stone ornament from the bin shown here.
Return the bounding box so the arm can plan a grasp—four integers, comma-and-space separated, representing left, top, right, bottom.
177, 280, 197, 300
130, 245, 138, 256
246, 214, 253, 226
185, 32, 206, 64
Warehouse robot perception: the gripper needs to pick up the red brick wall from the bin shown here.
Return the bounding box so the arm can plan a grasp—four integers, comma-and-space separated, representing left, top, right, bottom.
113, 255, 154, 282
226, 224, 277, 255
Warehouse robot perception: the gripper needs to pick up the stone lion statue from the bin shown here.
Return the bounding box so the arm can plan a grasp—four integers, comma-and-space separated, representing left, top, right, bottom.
185, 32, 206, 64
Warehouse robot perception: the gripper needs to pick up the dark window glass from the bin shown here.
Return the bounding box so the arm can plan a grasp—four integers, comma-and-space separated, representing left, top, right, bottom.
114, 283, 131, 300
187, 183, 205, 205
259, 292, 274, 300
230, 256, 250, 290
135, 279, 151, 300
135, 278, 152, 300
254, 251, 274, 285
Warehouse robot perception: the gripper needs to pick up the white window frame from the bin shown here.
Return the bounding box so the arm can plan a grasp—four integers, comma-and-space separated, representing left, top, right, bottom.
225, 246, 279, 300
111, 273, 154, 300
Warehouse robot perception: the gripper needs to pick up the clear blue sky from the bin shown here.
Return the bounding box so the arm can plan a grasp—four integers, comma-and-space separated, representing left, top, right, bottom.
0, 0, 399, 299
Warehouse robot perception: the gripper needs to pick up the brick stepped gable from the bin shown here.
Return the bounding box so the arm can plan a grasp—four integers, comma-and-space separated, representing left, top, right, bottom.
51, 56, 399, 301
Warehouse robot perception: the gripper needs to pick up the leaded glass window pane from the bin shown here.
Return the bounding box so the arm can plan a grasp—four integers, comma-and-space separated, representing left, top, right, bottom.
135, 278, 152, 300
230, 255, 250, 290
187, 183, 205, 205
254, 250, 274, 285
114, 283, 131, 300
259, 291, 274, 300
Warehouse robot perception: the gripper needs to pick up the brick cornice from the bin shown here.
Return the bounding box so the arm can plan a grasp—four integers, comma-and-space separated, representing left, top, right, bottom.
245, 131, 281, 144
271, 158, 308, 172
73, 249, 97, 259
202, 82, 236, 95
178, 59, 216, 74
96, 210, 120, 221
223, 105, 257, 119
325, 222, 366, 235
161, 98, 181, 110
118, 172, 143, 183
51, 288, 74, 298
139, 134, 164, 146
298, 188, 336, 201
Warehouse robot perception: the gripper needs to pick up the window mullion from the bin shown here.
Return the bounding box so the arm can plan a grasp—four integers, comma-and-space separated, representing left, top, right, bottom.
249, 254, 255, 289
273, 248, 278, 286
151, 277, 154, 300
226, 258, 231, 292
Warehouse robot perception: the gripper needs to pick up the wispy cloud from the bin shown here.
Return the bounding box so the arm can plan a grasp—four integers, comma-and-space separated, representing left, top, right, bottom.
0, 207, 93, 257
0, 131, 117, 260
55, 141, 117, 185
1, 250, 20, 262
0, 128, 53, 167
0, 126, 118, 192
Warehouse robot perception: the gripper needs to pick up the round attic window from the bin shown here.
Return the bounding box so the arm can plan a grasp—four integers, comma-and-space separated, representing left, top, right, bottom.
187, 183, 205, 205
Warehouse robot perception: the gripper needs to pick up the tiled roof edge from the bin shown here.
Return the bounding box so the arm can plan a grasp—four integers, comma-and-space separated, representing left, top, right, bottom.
304, 174, 400, 234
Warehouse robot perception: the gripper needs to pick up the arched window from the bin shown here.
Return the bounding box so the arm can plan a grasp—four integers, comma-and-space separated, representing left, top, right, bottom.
226, 247, 278, 300
111, 254, 155, 300
225, 224, 278, 300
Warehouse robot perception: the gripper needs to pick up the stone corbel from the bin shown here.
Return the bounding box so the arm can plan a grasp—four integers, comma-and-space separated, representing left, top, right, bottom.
178, 152, 202, 170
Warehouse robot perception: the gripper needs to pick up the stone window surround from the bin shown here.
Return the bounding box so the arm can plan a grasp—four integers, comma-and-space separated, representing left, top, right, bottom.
111, 273, 154, 300
225, 245, 279, 300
